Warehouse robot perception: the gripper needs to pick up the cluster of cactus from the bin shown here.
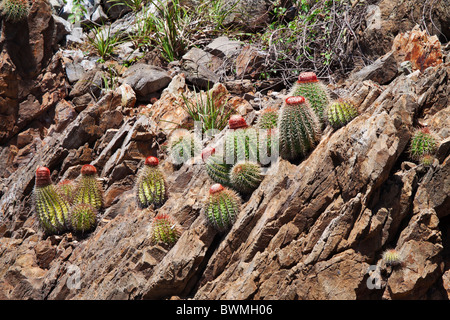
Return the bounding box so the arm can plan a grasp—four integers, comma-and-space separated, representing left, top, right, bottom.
324, 99, 359, 129
168, 130, 201, 165
136, 156, 167, 208
409, 127, 439, 163
149, 213, 182, 246
279, 96, 322, 161
0, 0, 30, 23
289, 72, 330, 122
73, 165, 104, 210
204, 184, 241, 232
34, 165, 102, 235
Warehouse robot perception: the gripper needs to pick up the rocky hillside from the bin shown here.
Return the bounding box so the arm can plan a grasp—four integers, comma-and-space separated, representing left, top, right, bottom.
0, 0, 449, 300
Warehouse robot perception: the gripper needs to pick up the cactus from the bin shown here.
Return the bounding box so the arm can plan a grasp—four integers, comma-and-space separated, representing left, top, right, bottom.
324, 99, 359, 129
420, 154, 435, 167
279, 96, 321, 161
73, 165, 104, 210
136, 156, 167, 208
382, 249, 402, 267
289, 72, 330, 122
0, 0, 30, 23
229, 161, 263, 194
69, 203, 98, 234
33, 167, 70, 235
205, 184, 241, 232
224, 115, 259, 163
258, 128, 279, 163
202, 146, 232, 187
56, 179, 76, 204
149, 213, 182, 246
168, 129, 201, 165
256, 107, 279, 130
409, 127, 438, 161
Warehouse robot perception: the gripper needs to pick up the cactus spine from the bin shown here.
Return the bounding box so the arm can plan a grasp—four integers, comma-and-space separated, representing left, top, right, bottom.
149, 213, 182, 246
205, 184, 241, 232
56, 179, 76, 204
73, 165, 104, 210
409, 127, 438, 161
33, 167, 70, 235
279, 96, 321, 161
202, 147, 232, 187
69, 203, 98, 234
289, 72, 329, 122
382, 249, 402, 267
256, 107, 279, 130
325, 99, 358, 129
136, 156, 167, 208
168, 129, 201, 165
225, 115, 259, 163
229, 161, 263, 194
0, 0, 30, 23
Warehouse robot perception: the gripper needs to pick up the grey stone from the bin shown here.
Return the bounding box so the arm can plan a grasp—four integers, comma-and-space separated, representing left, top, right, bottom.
181, 47, 222, 89
350, 51, 398, 85
206, 36, 242, 58
122, 64, 172, 98
65, 62, 85, 84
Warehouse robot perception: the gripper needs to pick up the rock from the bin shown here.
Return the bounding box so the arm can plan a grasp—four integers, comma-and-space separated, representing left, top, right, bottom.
180, 47, 222, 89
52, 15, 72, 45
235, 45, 267, 79
65, 62, 86, 84
205, 36, 242, 59
221, 0, 270, 31
122, 64, 172, 99
91, 4, 108, 24
350, 51, 398, 85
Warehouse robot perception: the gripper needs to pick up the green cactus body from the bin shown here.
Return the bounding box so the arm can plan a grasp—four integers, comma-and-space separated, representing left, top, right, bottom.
205, 184, 241, 232
258, 128, 279, 164
34, 167, 70, 235
150, 213, 182, 246
289, 72, 329, 122
136, 157, 167, 208
325, 100, 359, 129
168, 130, 201, 165
225, 127, 260, 164
56, 180, 76, 204
69, 203, 98, 234
409, 127, 438, 161
73, 165, 104, 210
279, 96, 321, 161
420, 154, 435, 167
202, 147, 232, 187
229, 161, 264, 194
0, 0, 30, 23
256, 107, 279, 130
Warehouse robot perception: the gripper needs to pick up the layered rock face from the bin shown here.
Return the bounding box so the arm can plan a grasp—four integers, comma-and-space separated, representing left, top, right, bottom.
0, 0, 449, 300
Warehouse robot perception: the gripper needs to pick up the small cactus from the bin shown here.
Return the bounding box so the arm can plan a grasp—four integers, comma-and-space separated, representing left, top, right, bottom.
73, 165, 104, 210
229, 161, 263, 194
420, 154, 435, 167
382, 249, 402, 267
136, 156, 167, 208
409, 127, 438, 161
168, 129, 201, 165
205, 184, 241, 232
33, 167, 70, 235
56, 179, 76, 204
258, 128, 279, 163
0, 0, 30, 23
225, 115, 259, 163
256, 107, 279, 130
69, 203, 98, 234
202, 146, 232, 187
149, 213, 182, 246
279, 96, 321, 161
324, 99, 359, 129
289, 72, 330, 122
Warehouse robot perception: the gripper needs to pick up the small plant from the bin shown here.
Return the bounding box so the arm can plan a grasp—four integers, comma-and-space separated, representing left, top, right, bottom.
136, 156, 167, 208
34, 167, 71, 235
149, 213, 182, 246
224, 115, 259, 163
65, 0, 88, 24
324, 99, 358, 129
0, 0, 30, 23
409, 127, 438, 162
204, 183, 241, 232
69, 203, 98, 234
73, 164, 104, 210
256, 107, 279, 130
279, 96, 321, 161
289, 72, 330, 122
168, 129, 202, 165
86, 23, 123, 63
202, 146, 232, 187
420, 154, 435, 167
229, 161, 263, 194
382, 249, 402, 267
